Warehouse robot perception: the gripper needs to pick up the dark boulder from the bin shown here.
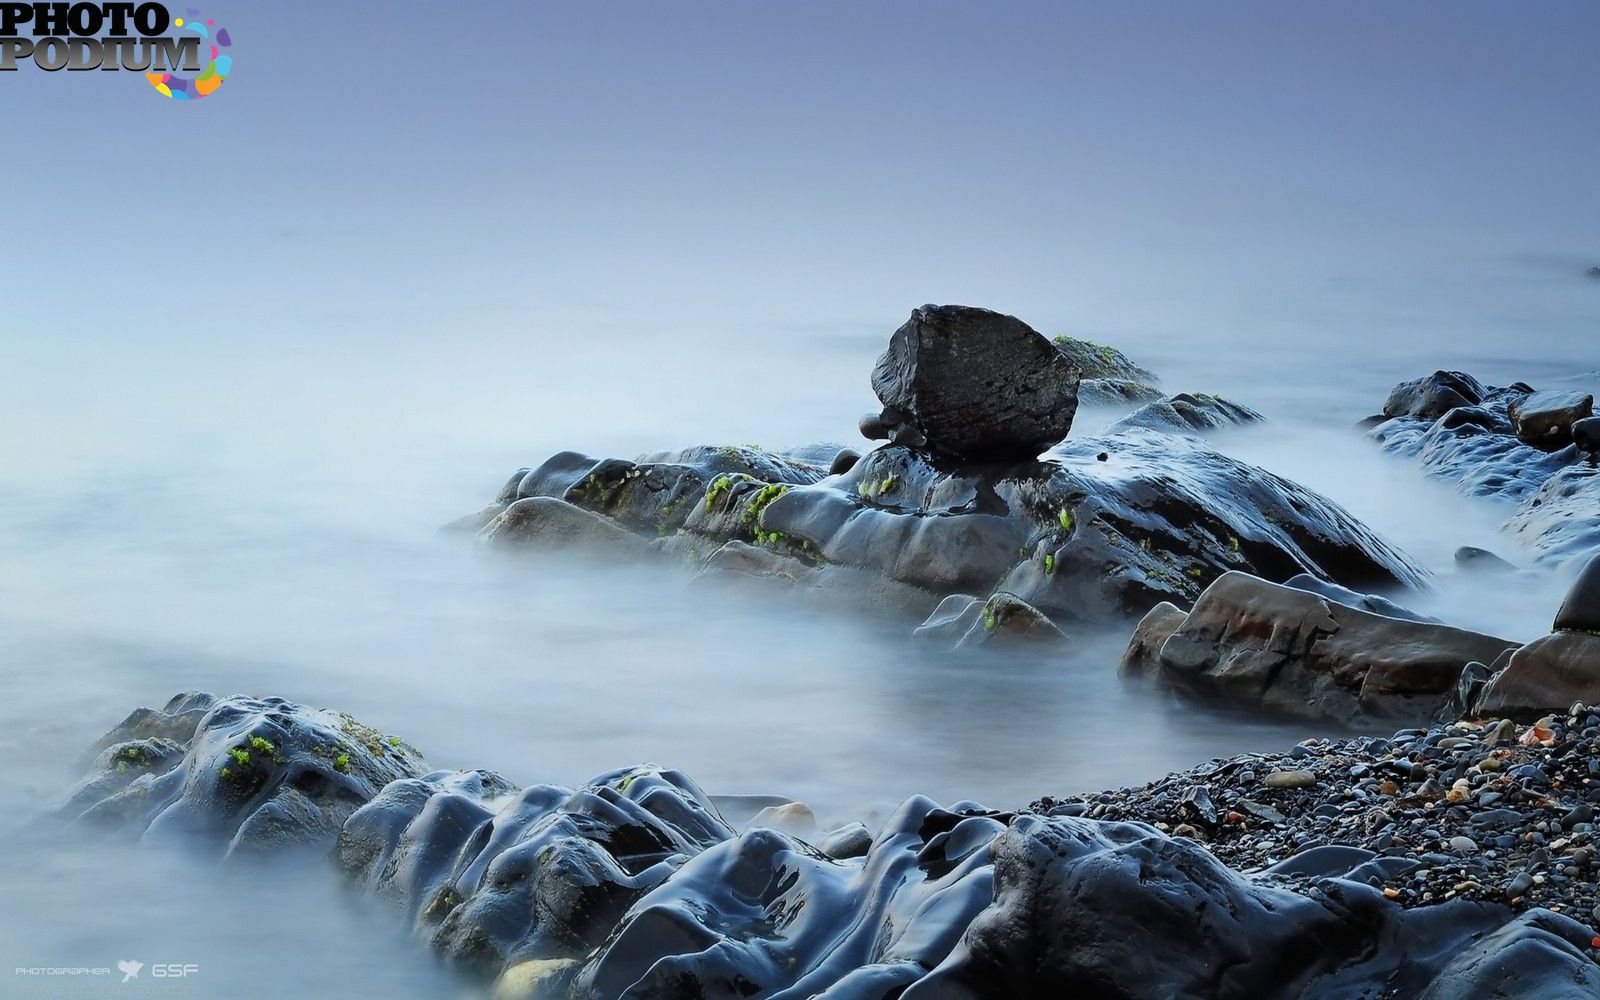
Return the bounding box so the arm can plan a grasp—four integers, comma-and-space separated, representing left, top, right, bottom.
1555, 553, 1600, 633
1576, 416, 1600, 457
1383, 371, 1487, 421
58, 693, 427, 859
1509, 389, 1594, 449
870, 304, 1080, 460
1121, 572, 1520, 723
1078, 377, 1165, 407
1105, 393, 1264, 435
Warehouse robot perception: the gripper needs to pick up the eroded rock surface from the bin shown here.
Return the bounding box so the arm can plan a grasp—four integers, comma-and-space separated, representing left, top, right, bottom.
59, 692, 427, 859
58, 693, 1600, 998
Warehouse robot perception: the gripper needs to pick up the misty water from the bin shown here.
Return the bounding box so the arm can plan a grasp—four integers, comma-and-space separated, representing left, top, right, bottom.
2, 259, 1597, 994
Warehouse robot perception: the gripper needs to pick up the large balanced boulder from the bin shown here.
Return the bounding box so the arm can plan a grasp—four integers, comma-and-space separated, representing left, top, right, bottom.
58, 693, 428, 859
868, 304, 1080, 460
1121, 572, 1519, 723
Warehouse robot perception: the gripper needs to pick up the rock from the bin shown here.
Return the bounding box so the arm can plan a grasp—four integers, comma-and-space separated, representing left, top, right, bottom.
1383, 370, 1486, 420
1129, 572, 1520, 723
1448, 835, 1479, 853
1051, 334, 1159, 385
1265, 770, 1317, 790
479, 496, 656, 557
913, 592, 1067, 648
1368, 371, 1600, 568
1554, 553, 1600, 633
748, 801, 818, 837
336, 764, 732, 980
1509, 390, 1594, 450
1105, 393, 1265, 435
1281, 573, 1441, 624
858, 412, 890, 440
58, 693, 427, 860
1589, 266, 1600, 279
1574, 416, 1600, 456
827, 448, 861, 476
1455, 546, 1518, 575
1077, 378, 1165, 407
1477, 632, 1600, 720
1118, 601, 1190, 680
870, 304, 1081, 459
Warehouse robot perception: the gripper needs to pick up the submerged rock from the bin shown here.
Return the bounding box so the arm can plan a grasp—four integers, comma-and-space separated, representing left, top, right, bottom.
869, 304, 1081, 460
1121, 572, 1519, 723
1104, 392, 1264, 435
912, 591, 1067, 648
58, 693, 427, 859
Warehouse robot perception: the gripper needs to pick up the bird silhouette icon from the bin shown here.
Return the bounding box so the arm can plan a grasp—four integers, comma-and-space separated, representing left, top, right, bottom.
117, 959, 143, 983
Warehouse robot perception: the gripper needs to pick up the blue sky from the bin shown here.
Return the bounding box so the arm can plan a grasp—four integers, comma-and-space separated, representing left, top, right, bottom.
4, 1, 1599, 467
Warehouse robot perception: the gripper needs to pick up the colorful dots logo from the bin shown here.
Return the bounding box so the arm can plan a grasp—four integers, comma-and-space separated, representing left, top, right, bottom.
146, 7, 230, 100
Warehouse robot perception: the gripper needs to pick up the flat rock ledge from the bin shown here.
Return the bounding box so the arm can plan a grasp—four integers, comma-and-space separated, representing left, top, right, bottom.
52, 692, 1600, 999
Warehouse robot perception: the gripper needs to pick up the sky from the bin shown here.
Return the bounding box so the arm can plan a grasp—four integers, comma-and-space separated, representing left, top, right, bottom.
3, 0, 1599, 475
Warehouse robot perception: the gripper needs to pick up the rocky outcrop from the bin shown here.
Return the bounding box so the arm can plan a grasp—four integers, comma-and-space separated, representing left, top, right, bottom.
1369, 370, 1600, 567
866, 305, 1081, 460
1121, 572, 1519, 723
336, 765, 732, 982
56, 693, 1600, 998
468, 428, 1426, 626
58, 693, 427, 859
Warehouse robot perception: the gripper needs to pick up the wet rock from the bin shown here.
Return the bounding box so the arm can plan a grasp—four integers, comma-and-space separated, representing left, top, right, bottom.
913, 592, 1067, 648
1509, 390, 1594, 450
870, 304, 1081, 460
336, 764, 732, 981
827, 448, 861, 476
1105, 393, 1264, 435
748, 801, 817, 837
1478, 633, 1600, 720
1455, 546, 1518, 575
59, 693, 427, 859
1281, 573, 1440, 624
1575, 416, 1600, 457
1554, 553, 1600, 633
1051, 335, 1159, 385
1265, 770, 1317, 790
1077, 377, 1165, 407
1368, 371, 1600, 568
1127, 572, 1520, 723
480, 497, 656, 557
1475, 556, 1600, 719
1383, 370, 1487, 420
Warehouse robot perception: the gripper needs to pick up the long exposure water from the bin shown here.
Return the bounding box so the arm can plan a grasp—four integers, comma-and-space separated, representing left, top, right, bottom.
3, 257, 1597, 994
